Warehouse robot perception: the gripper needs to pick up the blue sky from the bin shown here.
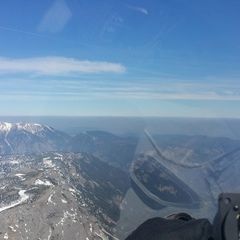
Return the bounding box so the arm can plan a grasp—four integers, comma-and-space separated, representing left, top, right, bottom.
0, 0, 240, 117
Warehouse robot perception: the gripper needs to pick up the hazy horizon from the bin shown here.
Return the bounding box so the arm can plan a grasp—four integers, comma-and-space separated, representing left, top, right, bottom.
0, 116, 239, 140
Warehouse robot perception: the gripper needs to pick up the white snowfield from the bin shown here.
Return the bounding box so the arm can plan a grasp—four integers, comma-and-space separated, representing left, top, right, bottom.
0, 190, 29, 213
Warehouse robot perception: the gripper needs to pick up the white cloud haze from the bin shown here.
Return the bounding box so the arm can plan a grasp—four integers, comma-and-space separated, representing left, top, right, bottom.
0, 56, 126, 75
0, 77, 239, 101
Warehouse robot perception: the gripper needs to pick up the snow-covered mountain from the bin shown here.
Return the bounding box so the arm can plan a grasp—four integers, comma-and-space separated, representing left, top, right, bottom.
1, 123, 240, 239
0, 122, 70, 154
0, 122, 56, 135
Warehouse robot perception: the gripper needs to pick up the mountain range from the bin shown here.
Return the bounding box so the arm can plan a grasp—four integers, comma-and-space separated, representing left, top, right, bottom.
0, 122, 138, 170
0, 122, 69, 155
1, 121, 240, 239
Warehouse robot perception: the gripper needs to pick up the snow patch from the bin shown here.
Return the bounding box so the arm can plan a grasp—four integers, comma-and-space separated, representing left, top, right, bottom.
54, 153, 63, 161
56, 211, 77, 226
35, 179, 53, 186
9, 225, 17, 232
15, 173, 25, 177
47, 227, 52, 240
43, 158, 55, 168
48, 193, 56, 205
3, 232, 8, 239
69, 188, 76, 193
15, 173, 26, 181
0, 190, 29, 213
10, 160, 19, 164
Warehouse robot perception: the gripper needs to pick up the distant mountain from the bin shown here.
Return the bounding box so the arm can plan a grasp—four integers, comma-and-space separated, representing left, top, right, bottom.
0, 123, 138, 171
69, 130, 138, 170
0, 122, 70, 154
2, 122, 240, 171
152, 134, 240, 165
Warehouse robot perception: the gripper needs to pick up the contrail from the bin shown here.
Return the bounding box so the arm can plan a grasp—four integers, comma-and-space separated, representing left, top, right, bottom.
0, 25, 46, 38
0, 25, 109, 49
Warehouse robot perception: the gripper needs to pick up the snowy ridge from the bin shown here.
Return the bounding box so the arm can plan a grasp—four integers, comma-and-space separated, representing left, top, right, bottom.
17, 123, 55, 134
0, 122, 68, 155
0, 122, 13, 133
0, 122, 54, 134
